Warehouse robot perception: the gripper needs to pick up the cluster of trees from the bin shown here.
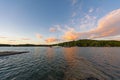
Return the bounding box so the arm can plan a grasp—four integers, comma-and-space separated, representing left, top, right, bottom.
55, 39, 120, 47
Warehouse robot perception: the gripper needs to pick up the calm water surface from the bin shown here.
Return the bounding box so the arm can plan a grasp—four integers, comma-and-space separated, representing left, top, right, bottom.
0, 47, 119, 80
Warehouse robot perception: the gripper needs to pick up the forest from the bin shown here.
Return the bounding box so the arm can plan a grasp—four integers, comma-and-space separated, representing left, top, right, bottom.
55, 39, 120, 47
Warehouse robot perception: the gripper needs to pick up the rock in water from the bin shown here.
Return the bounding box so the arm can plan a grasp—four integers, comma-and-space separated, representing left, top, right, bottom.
0, 51, 29, 56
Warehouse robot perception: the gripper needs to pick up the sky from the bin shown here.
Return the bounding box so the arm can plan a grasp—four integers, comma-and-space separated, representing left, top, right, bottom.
0, 0, 120, 44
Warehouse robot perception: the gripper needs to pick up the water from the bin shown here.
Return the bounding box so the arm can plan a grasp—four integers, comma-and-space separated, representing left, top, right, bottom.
0, 47, 119, 80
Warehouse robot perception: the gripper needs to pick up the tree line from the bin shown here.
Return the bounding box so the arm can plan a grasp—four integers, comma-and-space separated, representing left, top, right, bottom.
55, 39, 120, 47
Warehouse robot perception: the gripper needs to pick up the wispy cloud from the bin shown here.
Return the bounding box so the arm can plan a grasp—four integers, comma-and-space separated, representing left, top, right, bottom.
79, 14, 97, 32
72, 12, 76, 17
49, 27, 57, 32
89, 8, 94, 13
36, 33, 43, 39
55, 9, 120, 41
0, 36, 7, 38
38, 7, 120, 43
74, 9, 120, 39
50, 25, 65, 32
21, 38, 31, 40
9, 40, 16, 42
87, 9, 120, 39
71, 0, 77, 5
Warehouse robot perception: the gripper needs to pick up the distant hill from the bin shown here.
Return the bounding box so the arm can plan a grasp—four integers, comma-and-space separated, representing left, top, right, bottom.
54, 39, 120, 47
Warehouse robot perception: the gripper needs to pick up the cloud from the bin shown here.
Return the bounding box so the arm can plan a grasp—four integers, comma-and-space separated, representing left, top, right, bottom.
59, 13, 97, 41
50, 25, 65, 32
62, 29, 79, 40
9, 40, 16, 42
72, 8, 120, 39
87, 9, 120, 39
89, 8, 94, 13
60, 9, 120, 41
71, 0, 77, 5
45, 37, 58, 43
0, 36, 7, 38
72, 12, 76, 17
55, 25, 65, 32
36, 33, 43, 39
21, 38, 31, 40
49, 27, 57, 32
79, 14, 97, 31
8, 40, 17, 44
45, 9, 120, 42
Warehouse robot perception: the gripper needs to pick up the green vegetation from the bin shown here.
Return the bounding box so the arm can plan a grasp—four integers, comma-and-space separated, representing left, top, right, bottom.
54, 39, 120, 47
0, 39, 120, 47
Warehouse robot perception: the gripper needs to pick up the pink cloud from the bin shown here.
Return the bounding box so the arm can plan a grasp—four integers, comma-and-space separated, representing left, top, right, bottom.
36, 33, 43, 39
45, 37, 58, 43
49, 27, 57, 32
62, 28, 79, 40
49, 25, 64, 33
0, 36, 7, 38
87, 9, 120, 39
61, 9, 120, 40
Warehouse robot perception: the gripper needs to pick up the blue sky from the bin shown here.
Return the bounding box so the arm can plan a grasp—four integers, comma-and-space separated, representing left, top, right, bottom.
0, 0, 120, 44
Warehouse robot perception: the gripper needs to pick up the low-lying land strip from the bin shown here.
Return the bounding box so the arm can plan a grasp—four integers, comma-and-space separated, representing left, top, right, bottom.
0, 40, 120, 47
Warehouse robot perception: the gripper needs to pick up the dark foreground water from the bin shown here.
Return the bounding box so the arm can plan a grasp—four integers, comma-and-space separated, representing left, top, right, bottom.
0, 47, 119, 80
